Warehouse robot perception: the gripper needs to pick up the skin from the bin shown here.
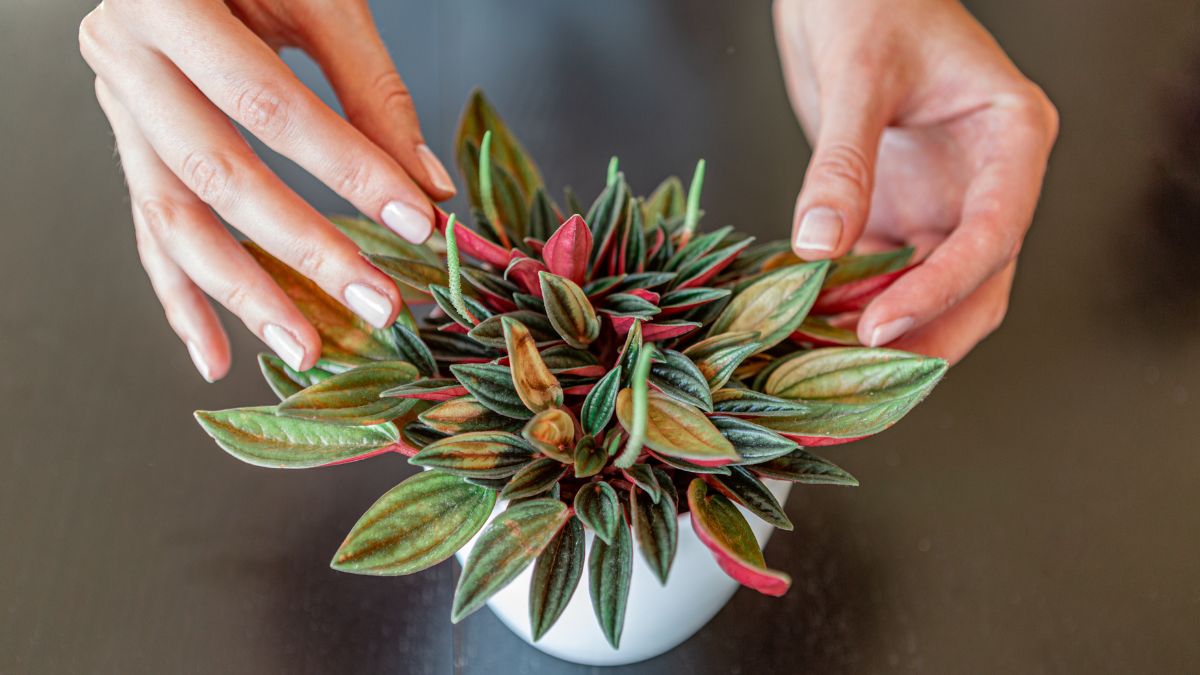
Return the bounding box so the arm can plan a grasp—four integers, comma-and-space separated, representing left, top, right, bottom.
80, 0, 1056, 381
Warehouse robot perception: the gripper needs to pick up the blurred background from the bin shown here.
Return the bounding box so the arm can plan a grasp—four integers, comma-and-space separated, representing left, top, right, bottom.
2, 0, 1199, 673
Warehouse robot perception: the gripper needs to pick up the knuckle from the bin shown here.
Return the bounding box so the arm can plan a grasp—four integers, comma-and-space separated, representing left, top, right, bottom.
78, 8, 107, 61
222, 283, 252, 315
233, 80, 291, 141
329, 156, 374, 202
180, 150, 237, 207
813, 142, 873, 196
292, 243, 329, 281
374, 70, 414, 113
137, 198, 179, 243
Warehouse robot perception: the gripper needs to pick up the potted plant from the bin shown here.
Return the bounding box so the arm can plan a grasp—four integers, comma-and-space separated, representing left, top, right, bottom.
195, 91, 947, 666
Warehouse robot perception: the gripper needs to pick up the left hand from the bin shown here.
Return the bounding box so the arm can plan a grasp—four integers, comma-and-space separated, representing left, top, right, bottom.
774, 0, 1058, 363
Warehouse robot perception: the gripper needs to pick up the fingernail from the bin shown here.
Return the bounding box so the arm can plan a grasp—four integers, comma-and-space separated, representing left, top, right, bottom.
263, 324, 306, 371
186, 340, 214, 383
345, 282, 393, 329
868, 316, 915, 347
795, 207, 843, 253
416, 144, 456, 195
381, 201, 433, 243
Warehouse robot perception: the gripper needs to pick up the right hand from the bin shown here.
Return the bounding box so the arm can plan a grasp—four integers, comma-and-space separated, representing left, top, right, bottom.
79, 0, 455, 381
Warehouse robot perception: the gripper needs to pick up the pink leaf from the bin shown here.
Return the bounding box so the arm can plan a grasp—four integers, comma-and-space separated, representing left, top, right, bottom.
628, 289, 660, 304
504, 251, 548, 296
452, 224, 511, 267
812, 265, 913, 314
775, 433, 867, 447
542, 214, 593, 284
642, 321, 701, 341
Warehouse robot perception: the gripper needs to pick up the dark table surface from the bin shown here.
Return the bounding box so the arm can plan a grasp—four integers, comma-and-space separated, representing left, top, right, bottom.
3, 1, 1200, 673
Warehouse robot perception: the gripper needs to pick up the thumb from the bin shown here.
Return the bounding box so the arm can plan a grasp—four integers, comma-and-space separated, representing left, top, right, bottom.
791, 91, 887, 259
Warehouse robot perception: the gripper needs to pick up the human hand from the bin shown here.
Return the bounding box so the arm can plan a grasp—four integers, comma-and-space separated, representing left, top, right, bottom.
79, 0, 454, 381
775, 0, 1058, 363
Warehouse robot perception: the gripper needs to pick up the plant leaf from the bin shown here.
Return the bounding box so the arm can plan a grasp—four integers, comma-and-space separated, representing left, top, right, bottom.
331, 471, 496, 575
258, 353, 331, 400
615, 390, 738, 464
418, 396, 524, 434
469, 311, 558, 348
330, 214, 441, 265
764, 348, 948, 404
381, 378, 469, 402
245, 243, 401, 362
580, 366, 622, 437
450, 364, 532, 419
709, 415, 798, 465
542, 214, 593, 284
712, 467, 793, 530
588, 504, 633, 648
649, 349, 713, 412
681, 332, 761, 390
429, 284, 492, 329
502, 317, 563, 413
520, 408, 577, 462
195, 407, 399, 468
455, 89, 544, 203
573, 481, 620, 544
631, 466, 678, 584
409, 431, 535, 478
643, 176, 685, 224
391, 324, 437, 377
540, 272, 600, 349
707, 261, 829, 352
451, 498, 569, 622
750, 449, 859, 486
687, 479, 791, 596
650, 451, 731, 475
823, 247, 914, 288
621, 463, 661, 504
529, 516, 585, 641
364, 253, 448, 293
277, 361, 419, 425
499, 457, 567, 500
573, 434, 606, 478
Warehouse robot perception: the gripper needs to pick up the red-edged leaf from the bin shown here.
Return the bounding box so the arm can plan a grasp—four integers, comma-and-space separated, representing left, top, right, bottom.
642, 321, 701, 341
382, 379, 470, 401
812, 265, 913, 314
195, 407, 401, 469
628, 289, 660, 304
542, 214, 593, 284
687, 479, 791, 596
505, 251, 548, 295
446, 222, 510, 266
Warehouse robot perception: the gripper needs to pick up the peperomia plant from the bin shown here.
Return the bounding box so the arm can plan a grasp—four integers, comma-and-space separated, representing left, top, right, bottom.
195, 91, 947, 648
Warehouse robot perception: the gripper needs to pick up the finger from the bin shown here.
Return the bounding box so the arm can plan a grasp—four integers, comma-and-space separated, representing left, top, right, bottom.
85, 30, 404, 334
790, 74, 894, 260
858, 104, 1052, 347
121, 0, 437, 242
885, 262, 1016, 364
96, 77, 322, 372
301, 3, 455, 200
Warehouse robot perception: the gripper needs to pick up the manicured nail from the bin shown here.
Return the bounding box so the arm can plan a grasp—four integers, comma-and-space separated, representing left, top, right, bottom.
345, 283, 393, 329
381, 201, 433, 243
417, 144, 456, 195
186, 340, 214, 383
794, 206, 842, 253
263, 323, 305, 371
868, 316, 915, 347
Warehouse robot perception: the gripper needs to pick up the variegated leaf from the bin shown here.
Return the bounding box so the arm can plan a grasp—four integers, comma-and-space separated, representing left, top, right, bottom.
681, 332, 761, 390
707, 261, 829, 352
687, 479, 791, 596
409, 431, 535, 478
195, 407, 399, 468
615, 390, 738, 464
573, 435, 606, 478
711, 467, 793, 530
529, 516, 585, 641
580, 366, 622, 437
573, 481, 620, 544
750, 449, 859, 486
502, 317, 563, 413
277, 361, 419, 425
589, 505, 633, 648
709, 415, 797, 465
499, 457, 567, 500
419, 396, 524, 434
649, 349, 713, 412
764, 348, 948, 404
631, 466, 678, 584
450, 364, 532, 419
540, 272, 600, 349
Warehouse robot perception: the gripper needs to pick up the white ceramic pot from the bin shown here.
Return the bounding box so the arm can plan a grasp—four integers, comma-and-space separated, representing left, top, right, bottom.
454, 479, 793, 666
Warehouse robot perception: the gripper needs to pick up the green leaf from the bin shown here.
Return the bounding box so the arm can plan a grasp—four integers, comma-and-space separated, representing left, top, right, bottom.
613, 343, 655, 467
631, 467, 678, 584
429, 284, 493, 329
450, 364, 532, 419
707, 261, 829, 352
422, 330, 500, 361
649, 349, 713, 412
409, 431, 535, 478
589, 505, 633, 649
622, 463, 661, 503
658, 287, 731, 311
603, 293, 660, 318
521, 408, 577, 462
665, 225, 734, 272
195, 407, 399, 469
331, 471, 496, 575
709, 416, 798, 465
402, 422, 447, 450
764, 348, 948, 404
580, 366, 622, 437
257, 353, 331, 401
615, 390, 738, 464
527, 188, 558, 243
710, 388, 815, 416
573, 481, 620, 544
573, 434, 606, 478
642, 176, 685, 224
681, 332, 761, 390
502, 317, 563, 413
499, 457, 567, 500
455, 89, 545, 204
651, 452, 731, 475
539, 272, 600, 349
712, 467, 793, 530
794, 317, 862, 346
245, 243, 401, 362
364, 253, 448, 293
824, 247, 914, 288
391, 324, 437, 377
529, 516, 585, 641
749, 449, 860, 486
452, 498, 568, 623
585, 177, 629, 273
468, 311, 558, 348
687, 479, 791, 596
329, 214, 440, 265
418, 396, 524, 434
277, 361, 419, 426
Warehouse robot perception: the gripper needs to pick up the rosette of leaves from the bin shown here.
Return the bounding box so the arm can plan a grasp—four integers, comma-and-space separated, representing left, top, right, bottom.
195, 90, 947, 648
